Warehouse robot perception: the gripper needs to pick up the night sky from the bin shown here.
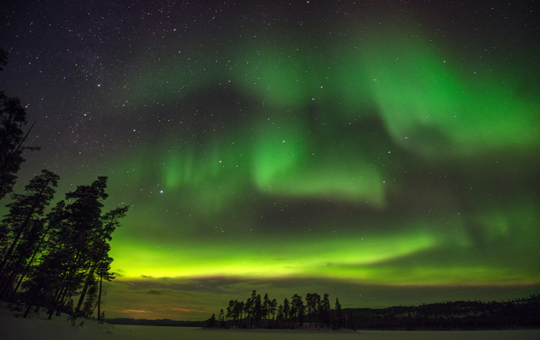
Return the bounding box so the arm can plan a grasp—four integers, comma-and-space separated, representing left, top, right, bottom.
1, 0, 539, 321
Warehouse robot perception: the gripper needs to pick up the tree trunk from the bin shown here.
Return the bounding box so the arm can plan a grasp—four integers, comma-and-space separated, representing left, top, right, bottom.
23, 303, 33, 318
55, 289, 72, 317
0, 269, 16, 299
0, 181, 52, 277
8, 223, 53, 300
75, 264, 96, 313
97, 271, 103, 321
48, 305, 55, 319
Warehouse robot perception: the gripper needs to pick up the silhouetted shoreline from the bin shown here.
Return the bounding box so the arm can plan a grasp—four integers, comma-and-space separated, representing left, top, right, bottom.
107, 294, 540, 331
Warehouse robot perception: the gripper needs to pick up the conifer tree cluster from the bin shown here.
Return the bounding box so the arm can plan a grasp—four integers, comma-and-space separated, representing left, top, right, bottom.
0, 171, 128, 320
208, 290, 351, 330
0, 47, 128, 322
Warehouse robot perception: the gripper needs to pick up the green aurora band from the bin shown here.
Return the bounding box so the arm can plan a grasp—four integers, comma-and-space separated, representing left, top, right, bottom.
106, 22, 539, 297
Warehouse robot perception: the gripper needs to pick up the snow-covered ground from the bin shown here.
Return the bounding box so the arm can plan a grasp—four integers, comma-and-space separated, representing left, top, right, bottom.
1, 307, 539, 340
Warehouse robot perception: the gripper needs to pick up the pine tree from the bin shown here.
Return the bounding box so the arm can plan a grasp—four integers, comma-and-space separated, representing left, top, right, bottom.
97, 257, 115, 322
237, 300, 244, 327
19, 176, 127, 319
333, 297, 344, 330
270, 298, 277, 324
49, 177, 109, 318
226, 300, 235, 325
291, 294, 305, 328
218, 309, 225, 327
262, 293, 270, 326
306, 293, 313, 327
81, 281, 97, 318
276, 304, 284, 327
0, 48, 40, 201
0, 170, 59, 299
244, 297, 252, 327
253, 292, 262, 327
306, 293, 320, 328
75, 205, 128, 315
283, 298, 290, 326
207, 313, 216, 328
311, 293, 321, 328
321, 294, 331, 328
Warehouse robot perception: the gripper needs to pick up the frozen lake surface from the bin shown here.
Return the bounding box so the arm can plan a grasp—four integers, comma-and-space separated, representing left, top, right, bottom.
1, 317, 539, 340
108, 327, 540, 340
110, 327, 540, 340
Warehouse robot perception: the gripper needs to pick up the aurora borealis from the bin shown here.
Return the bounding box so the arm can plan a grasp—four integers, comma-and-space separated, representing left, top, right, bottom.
1, 0, 539, 321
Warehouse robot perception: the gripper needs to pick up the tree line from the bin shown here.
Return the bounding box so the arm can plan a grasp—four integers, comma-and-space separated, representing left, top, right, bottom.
207, 292, 540, 331
0, 47, 127, 323
207, 290, 352, 330
345, 294, 540, 330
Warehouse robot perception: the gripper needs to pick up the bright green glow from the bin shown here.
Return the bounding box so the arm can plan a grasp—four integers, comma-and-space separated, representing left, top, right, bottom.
123, 28, 540, 157
257, 162, 384, 205
111, 227, 438, 280
110, 204, 539, 286
108, 25, 540, 285
94, 18, 540, 320
250, 115, 385, 204
111, 223, 538, 286
252, 118, 309, 186
317, 265, 540, 286
362, 32, 540, 155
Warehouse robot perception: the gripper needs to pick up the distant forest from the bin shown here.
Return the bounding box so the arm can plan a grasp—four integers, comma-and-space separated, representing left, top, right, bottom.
208, 291, 342, 330
346, 294, 540, 330
209, 292, 540, 330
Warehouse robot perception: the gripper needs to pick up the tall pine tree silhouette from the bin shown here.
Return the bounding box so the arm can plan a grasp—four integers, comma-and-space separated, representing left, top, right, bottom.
19, 176, 127, 319
0, 170, 59, 299
0, 47, 39, 200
